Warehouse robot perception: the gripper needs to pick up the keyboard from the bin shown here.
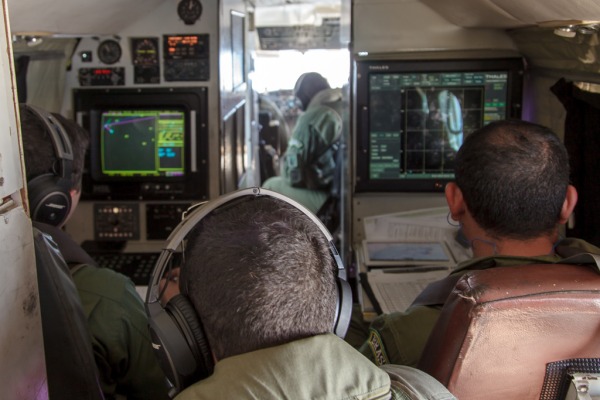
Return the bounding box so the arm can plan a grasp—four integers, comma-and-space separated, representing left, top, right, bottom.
91, 252, 159, 286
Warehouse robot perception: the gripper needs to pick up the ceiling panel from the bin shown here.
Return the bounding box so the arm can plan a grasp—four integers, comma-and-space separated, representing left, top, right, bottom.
8, 0, 166, 35
420, 0, 600, 28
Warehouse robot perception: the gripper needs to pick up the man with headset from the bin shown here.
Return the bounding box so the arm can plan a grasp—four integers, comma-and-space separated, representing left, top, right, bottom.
263, 72, 343, 214
146, 188, 456, 399
20, 104, 169, 399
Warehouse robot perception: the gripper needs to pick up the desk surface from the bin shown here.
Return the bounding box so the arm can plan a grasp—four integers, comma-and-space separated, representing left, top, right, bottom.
356, 208, 472, 316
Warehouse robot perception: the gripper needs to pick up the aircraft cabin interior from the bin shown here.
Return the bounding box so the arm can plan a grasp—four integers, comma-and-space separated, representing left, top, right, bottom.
2, 0, 600, 398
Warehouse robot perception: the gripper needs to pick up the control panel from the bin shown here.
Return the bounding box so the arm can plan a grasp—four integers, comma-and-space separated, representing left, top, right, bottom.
78, 67, 125, 86
92, 202, 192, 243
163, 34, 210, 81
76, 33, 210, 85
94, 203, 140, 241
146, 203, 192, 240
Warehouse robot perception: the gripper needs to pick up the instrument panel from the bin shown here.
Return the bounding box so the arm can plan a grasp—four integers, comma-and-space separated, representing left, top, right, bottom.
131, 37, 160, 84
78, 33, 210, 86
163, 34, 210, 81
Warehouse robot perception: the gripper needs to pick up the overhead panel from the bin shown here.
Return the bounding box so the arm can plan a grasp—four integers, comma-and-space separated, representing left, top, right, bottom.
257, 18, 340, 50
254, 3, 342, 50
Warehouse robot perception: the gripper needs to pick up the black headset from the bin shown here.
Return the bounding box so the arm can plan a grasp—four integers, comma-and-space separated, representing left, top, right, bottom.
25, 104, 74, 227
145, 187, 352, 396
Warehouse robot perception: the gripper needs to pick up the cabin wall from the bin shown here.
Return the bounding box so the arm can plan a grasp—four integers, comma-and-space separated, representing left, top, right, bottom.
0, 0, 47, 397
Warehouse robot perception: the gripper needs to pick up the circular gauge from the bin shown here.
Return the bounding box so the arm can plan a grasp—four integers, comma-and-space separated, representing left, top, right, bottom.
178, 0, 203, 25
132, 38, 158, 65
97, 39, 122, 65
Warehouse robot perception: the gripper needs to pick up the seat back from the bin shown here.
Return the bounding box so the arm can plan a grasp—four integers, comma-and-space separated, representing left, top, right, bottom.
418, 263, 600, 400
33, 227, 105, 400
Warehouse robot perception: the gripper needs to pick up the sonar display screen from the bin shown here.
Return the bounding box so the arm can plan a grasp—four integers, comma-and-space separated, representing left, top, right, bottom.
99, 109, 185, 178
354, 57, 524, 192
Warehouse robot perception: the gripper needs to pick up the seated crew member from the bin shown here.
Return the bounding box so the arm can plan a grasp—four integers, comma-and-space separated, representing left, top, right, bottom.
168, 192, 456, 399
357, 119, 600, 368
262, 72, 342, 214
20, 104, 169, 400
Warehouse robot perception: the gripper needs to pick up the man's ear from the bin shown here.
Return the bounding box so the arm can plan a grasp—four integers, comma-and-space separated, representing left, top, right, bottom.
558, 184, 578, 224
445, 182, 466, 221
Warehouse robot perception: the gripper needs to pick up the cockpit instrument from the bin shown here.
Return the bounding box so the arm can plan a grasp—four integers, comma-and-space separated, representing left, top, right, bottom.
177, 0, 203, 25
97, 39, 122, 65
132, 38, 159, 66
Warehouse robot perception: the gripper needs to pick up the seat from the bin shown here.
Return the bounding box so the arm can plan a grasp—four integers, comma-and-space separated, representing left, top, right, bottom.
34, 227, 105, 399
417, 263, 600, 400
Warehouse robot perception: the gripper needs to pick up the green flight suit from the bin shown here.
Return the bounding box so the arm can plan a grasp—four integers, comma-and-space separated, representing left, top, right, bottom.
263, 93, 342, 214
175, 333, 456, 400
73, 265, 170, 399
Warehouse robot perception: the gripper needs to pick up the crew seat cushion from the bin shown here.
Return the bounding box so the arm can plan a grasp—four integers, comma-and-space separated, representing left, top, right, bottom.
418, 263, 600, 400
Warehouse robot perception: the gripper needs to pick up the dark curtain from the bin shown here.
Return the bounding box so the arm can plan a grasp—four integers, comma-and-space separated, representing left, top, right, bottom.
551, 78, 600, 247
14, 55, 30, 103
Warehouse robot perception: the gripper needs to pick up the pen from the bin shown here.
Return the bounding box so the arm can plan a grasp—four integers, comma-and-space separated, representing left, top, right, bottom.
381, 266, 449, 273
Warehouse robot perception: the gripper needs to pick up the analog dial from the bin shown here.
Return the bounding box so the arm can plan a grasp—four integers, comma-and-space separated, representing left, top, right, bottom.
132, 38, 159, 65
97, 39, 122, 65
177, 0, 203, 25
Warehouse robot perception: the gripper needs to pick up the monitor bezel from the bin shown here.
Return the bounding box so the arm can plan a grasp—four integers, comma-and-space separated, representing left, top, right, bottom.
354, 57, 524, 193
74, 87, 209, 201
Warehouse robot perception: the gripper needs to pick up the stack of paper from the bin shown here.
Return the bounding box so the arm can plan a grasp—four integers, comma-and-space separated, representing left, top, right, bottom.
357, 207, 473, 315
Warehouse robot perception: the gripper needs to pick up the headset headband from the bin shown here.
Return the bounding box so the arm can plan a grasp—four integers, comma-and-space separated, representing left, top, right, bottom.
25, 104, 74, 180
146, 187, 346, 304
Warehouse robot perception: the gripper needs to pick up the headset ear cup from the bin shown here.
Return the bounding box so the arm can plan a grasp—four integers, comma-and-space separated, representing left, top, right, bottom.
24, 104, 74, 227
334, 277, 353, 338
28, 173, 72, 226
167, 295, 214, 379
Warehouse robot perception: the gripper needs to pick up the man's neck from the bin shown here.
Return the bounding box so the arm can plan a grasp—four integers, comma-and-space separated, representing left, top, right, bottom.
471, 235, 557, 258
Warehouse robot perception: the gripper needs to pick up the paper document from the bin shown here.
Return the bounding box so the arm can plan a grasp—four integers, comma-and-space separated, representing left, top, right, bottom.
365, 241, 451, 264
362, 268, 449, 314
362, 208, 472, 267
363, 207, 450, 241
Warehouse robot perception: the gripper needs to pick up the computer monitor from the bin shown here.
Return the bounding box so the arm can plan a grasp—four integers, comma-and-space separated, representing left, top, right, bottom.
355, 57, 524, 192
74, 87, 208, 200
94, 109, 185, 179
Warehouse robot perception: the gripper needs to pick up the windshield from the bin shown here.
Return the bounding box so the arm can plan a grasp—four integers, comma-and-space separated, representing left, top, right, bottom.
251, 48, 350, 93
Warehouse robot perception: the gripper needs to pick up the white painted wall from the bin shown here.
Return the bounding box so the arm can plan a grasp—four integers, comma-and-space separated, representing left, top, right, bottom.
0, 0, 47, 398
